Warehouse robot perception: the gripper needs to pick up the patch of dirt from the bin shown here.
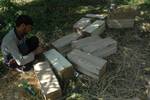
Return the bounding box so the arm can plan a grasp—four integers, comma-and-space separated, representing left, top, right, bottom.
0, 69, 44, 100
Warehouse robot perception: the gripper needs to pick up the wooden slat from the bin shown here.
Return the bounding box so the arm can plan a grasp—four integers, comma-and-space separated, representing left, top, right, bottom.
33, 61, 62, 100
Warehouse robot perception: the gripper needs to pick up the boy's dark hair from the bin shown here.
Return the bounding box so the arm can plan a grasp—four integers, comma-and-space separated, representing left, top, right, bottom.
15, 15, 33, 27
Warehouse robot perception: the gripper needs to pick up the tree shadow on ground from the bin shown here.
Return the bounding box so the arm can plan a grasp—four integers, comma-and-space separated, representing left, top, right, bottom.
0, 0, 107, 41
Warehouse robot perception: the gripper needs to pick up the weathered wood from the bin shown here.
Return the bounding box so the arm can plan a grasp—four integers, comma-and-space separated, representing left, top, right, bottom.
81, 37, 117, 52
92, 46, 117, 57
107, 19, 134, 28
33, 61, 62, 100
52, 33, 81, 54
85, 14, 107, 19
76, 66, 99, 79
72, 37, 117, 57
82, 20, 105, 36
80, 37, 117, 57
67, 49, 107, 79
73, 17, 91, 31
72, 36, 101, 49
44, 49, 74, 79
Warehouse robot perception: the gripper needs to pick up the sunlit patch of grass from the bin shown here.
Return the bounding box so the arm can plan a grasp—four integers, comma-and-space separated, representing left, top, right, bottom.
10, 0, 35, 5
0, 52, 4, 62
75, 6, 94, 14
140, 22, 150, 32
129, 0, 145, 5
67, 93, 85, 100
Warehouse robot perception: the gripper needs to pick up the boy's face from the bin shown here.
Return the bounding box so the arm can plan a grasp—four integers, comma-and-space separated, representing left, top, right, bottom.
16, 23, 33, 38
21, 23, 32, 35
24, 24, 32, 33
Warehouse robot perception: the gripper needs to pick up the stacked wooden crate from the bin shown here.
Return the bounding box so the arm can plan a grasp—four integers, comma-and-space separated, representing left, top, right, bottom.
33, 49, 75, 99
49, 13, 117, 80
32, 12, 120, 100
72, 37, 117, 58
52, 14, 107, 55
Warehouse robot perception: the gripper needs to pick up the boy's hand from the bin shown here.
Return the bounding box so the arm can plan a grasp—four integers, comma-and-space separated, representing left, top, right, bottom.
33, 46, 44, 55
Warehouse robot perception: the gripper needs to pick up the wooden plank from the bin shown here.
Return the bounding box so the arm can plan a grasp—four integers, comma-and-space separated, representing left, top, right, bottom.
85, 14, 107, 19
44, 49, 74, 79
71, 36, 101, 49
67, 49, 107, 79
73, 17, 91, 30
82, 20, 105, 36
52, 33, 81, 54
33, 61, 62, 100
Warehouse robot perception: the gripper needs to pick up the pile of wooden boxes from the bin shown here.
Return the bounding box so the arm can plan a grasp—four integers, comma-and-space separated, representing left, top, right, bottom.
51, 14, 117, 81
33, 13, 118, 100
34, 49, 74, 100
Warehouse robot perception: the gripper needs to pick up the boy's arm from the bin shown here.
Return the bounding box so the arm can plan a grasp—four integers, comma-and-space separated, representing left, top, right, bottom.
8, 41, 35, 66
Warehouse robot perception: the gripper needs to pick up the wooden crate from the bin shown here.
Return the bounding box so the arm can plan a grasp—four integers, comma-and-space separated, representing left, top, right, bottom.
73, 17, 91, 33
44, 49, 74, 79
52, 33, 81, 54
71, 36, 101, 49
67, 49, 107, 79
107, 19, 135, 28
82, 20, 105, 36
80, 37, 117, 58
33, 61, 62, 100
107, 5, 136, 29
